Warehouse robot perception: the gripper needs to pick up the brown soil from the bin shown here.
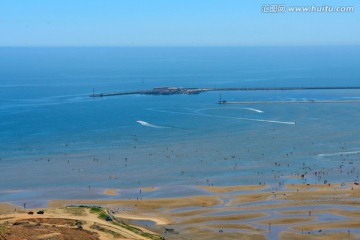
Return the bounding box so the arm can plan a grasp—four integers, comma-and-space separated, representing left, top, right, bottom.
0, 218, 99, 240
0, 207, 161, 240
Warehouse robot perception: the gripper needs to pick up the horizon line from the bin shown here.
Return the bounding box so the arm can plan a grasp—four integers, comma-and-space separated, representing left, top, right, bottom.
0, 44, 360, 48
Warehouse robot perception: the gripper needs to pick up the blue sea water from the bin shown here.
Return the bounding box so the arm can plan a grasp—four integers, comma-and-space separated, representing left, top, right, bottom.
0, 46, 360, 207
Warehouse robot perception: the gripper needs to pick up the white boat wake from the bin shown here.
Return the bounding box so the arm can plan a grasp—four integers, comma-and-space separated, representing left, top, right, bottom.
206, 114, 295, 125
243, 108, 264, 113
317, 151, 360, 158
136, 120, 171, 129
196, 107, 264, 114
148, 108, 295, 125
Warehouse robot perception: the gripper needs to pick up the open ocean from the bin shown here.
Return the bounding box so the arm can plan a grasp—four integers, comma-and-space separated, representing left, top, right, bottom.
1, 46, 360, 207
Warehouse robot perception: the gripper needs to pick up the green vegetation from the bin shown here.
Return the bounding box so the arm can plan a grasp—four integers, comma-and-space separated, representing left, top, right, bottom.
86, 206, 108, 220
98, 212, 108, 220
77, 205, 164, 240
68, 205, 109, 220
89, 206, 102, 213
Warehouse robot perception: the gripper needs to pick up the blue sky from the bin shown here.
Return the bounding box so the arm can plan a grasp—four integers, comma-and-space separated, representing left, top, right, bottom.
0, 0, 359, 46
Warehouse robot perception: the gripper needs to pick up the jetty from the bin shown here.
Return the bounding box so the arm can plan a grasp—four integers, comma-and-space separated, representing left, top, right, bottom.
218, 100, 360, 105
90, 86, 360, 98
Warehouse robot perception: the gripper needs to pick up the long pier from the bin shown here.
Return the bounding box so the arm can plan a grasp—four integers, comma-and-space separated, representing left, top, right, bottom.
90, 91, 139, 97
220, 100, 360, 105
90, 86, 360, 98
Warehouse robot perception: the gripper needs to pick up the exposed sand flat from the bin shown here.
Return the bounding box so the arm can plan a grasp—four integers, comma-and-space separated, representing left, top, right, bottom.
181, 226, 267, 240
206, 223, 265, 231
226, 192, 272, 205
198, 184, 267, 193
273, 190, 357, 202
141, 187, 157, 192
279, 231, 358, 240
228, 184, 360, 207
286, 183, 349, 190
49, 195, 223, 209
170, 208, 216, 218
230, 200, 360, 212
279, 208, 360, 218
316, 209, 360, 218
195, 232, 267, 240
292, 220, 360, 231
7, 183, 360, 239
177, 212, 268, 225
113, 212, 171, 225
257, 217, 315, 225
103, 189, 119, 196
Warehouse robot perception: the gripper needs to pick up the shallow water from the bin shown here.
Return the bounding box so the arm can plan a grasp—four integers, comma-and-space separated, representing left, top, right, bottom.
1, 47, 360, 205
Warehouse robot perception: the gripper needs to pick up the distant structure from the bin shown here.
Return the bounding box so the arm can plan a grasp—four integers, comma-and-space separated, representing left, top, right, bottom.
144, 87, 203, 95
90, 86, 360, 98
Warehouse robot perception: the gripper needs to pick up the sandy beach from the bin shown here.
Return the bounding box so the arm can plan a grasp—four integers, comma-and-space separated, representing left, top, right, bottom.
0, 203, 18, 214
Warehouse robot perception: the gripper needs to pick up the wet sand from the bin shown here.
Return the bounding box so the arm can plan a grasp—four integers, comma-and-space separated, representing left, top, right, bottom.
2, 184, 360, 239
280, 232, 357, 240
103, 189, 119, 196
32, 183, 360, 239
198, 184, 267, 193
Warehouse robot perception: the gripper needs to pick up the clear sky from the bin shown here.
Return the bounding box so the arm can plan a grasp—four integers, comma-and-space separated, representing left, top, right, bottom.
0, 0, 359, 47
